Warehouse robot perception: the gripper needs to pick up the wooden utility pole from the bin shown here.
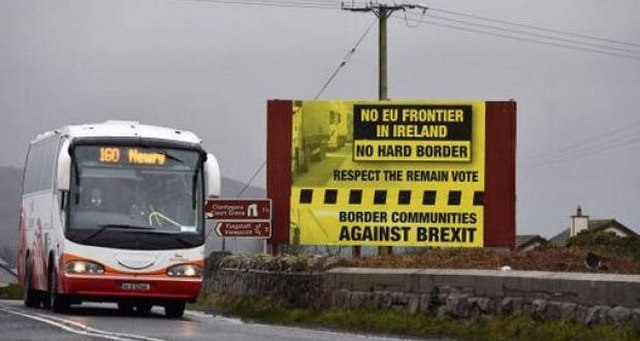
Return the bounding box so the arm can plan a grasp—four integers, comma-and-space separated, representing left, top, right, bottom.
342, 2, 426, 257
342, 2, 414, 99
377, 6, 389, 100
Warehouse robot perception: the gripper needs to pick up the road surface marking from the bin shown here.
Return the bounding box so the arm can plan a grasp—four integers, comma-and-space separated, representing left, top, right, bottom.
0, 304, 166, 341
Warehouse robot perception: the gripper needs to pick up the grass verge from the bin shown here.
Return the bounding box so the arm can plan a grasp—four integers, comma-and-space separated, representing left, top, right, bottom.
190, 293, 639, 341
0, 283, 22, 299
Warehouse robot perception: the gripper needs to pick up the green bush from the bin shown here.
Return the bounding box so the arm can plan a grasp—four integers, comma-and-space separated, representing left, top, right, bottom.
204, 251, 232, 274
210, 253, 342, 272
0, 283, 23, 299
566, 230, 640, 260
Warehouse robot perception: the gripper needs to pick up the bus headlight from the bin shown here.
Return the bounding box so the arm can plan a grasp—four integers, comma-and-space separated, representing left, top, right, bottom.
167, 264, 202, 277
64, 261, 105, 274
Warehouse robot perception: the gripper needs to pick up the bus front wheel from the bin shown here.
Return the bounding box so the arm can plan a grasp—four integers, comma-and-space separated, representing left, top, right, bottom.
118, 302, 135, 315
48, 265, 69, 313
164, 301, 185, 318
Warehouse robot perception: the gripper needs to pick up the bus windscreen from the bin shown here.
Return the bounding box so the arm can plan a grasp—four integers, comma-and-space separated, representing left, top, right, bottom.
66, 145, 205, 250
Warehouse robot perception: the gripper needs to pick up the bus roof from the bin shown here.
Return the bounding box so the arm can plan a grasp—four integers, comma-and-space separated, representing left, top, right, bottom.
32, 120, 201, 145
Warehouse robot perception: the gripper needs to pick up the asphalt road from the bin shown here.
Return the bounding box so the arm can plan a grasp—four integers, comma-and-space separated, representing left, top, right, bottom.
0, 299, 441, 341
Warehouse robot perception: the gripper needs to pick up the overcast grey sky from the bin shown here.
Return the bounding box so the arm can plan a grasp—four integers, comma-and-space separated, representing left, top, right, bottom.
1, 0, 639, 238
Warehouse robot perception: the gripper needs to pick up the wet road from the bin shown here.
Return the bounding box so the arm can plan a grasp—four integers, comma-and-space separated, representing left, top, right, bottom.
0, 299, 442, 341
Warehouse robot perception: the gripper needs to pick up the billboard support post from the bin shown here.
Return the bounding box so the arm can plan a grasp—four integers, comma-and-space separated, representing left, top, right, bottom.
266, 100, 294, 256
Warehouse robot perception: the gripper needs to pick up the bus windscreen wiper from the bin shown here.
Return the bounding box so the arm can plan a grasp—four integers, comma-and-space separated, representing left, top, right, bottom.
83, 224, 153, 243
96, 224, 153, 229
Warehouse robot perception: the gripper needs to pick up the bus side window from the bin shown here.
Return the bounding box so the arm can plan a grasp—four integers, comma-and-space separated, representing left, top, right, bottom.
41, 138, 57, 190
23, 145, 36, 194
23, 137, 58, 194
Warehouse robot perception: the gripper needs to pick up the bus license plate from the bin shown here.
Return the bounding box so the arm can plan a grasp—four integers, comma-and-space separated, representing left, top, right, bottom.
121, 283, 150, 291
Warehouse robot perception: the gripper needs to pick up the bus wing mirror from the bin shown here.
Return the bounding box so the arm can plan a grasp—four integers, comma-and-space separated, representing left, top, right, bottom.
204, 153, 220, 198
57, 140, 71, 191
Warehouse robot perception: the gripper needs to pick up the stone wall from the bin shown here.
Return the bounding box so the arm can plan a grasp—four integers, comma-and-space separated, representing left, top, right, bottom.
207, 267, 640, 328
207, 268, 324, 308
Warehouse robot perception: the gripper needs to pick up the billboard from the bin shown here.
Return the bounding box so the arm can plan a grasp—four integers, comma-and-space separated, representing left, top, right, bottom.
288, 100, 486, 247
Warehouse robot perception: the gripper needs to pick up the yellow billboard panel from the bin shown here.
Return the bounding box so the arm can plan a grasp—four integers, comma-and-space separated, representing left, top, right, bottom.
290, 100, 485, 247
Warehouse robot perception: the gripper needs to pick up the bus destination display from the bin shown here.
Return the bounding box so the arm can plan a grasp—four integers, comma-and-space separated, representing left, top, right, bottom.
98, 147, 167, 165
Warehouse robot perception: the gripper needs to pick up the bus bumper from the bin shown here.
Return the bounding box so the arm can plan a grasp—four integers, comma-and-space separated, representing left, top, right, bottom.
62, 275, 202, 302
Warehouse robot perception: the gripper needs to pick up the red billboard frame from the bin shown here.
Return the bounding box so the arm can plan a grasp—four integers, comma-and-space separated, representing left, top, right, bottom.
266, 100, 516, 250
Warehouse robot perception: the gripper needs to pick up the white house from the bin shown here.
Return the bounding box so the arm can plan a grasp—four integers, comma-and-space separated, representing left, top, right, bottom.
549, 206, 638, 247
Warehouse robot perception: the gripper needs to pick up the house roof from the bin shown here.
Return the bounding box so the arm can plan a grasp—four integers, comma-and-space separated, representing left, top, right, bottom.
548, 229, 570, 247
589, 219, 638, 237
516, 235, 547, 250
548, 219, 638, 247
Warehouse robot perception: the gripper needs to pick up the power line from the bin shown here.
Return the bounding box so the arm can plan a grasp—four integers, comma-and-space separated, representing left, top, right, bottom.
235, 161, 266, 198
202, 0, 336, 6
185, 0, 337, 10
342, 2, 640, 50
400, 11, 640, 61
524, 135, 640, 168
314, 18, 377, 99
341, 2, 427, 100
525, 133, 640, 166
526, 121, 640, 162
186, 0, 372, 199
421, 13, 640, 57
184, 2, 640, 167
187, 1, 640, 61
518, 121, 640, 168
429, 6, 640, 49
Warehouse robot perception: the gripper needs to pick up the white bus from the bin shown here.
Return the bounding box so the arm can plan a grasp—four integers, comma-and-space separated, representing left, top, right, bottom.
18, 121, 220, 318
